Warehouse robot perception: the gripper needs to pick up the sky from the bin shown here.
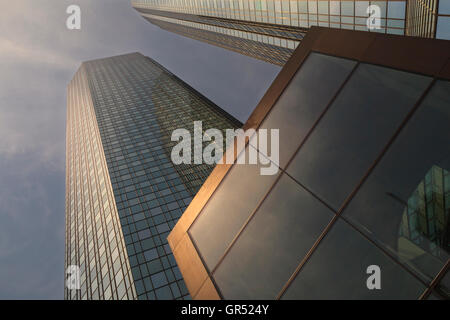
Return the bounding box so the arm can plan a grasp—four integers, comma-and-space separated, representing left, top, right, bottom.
0, 0, 280, 299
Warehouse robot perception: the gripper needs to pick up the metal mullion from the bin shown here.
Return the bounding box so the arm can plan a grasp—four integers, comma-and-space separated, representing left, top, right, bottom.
419, 260, 449, 299
405, 0, 409, 34
433, 0, 439, 38
187, 231, 225, 298
353, 0, 355, 30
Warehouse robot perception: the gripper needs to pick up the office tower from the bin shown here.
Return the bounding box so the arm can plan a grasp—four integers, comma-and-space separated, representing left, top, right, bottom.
132, 0, 450, 66
168, 27, 450, 300
65, 52, 241, 300
407, 0, 450, 39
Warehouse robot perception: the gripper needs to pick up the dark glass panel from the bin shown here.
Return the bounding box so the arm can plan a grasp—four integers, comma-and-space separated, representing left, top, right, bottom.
436, 269, 449, 299
282, 219, 426, 299
214, 174, 334, 299
287, 63, 432, 209
251, 52, 356, 168
189, 147, 279, 271
343, 80, 450, 281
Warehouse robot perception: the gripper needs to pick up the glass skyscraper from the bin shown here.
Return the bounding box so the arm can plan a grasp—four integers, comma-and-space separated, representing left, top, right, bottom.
132, 0, 450, 66
65, 52, 241, 300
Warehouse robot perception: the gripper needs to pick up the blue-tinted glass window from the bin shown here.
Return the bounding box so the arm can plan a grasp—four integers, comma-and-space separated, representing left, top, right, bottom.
437, 17, 450, 40
144, 248, 158, 261
439, 1, 450, 14
388, 1, 406, 19
151, 271, 168, 288
155, 286, 173, 299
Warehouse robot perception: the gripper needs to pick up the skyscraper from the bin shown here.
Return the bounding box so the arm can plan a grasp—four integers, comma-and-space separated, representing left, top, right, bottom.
132, 0, 450, 66
65, 52, 241, 300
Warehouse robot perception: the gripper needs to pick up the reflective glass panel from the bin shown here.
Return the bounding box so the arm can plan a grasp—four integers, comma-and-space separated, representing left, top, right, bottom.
387, 1, 406, 19
341, 1, 354, 16
282, 219, 426, 299
330, 1, 340, 15
287, 63, 432, 210
343, 80, 450, 282
250, 52, 356, 169
437, 17, 450, 40
318, 1, 329, 14
189, 147, 279, 271
440, 1, 450, 14
214, 174, 334, 299
355, 1, 369, 17
372, 1, 387, 18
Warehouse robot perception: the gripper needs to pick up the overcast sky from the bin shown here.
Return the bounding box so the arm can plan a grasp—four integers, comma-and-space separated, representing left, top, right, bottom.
0, 0, 280, 299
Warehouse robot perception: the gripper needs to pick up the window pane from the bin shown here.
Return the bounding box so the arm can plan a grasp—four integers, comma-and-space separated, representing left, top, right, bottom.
318, 0, 329, 14
189, 147, 278, 271
387, 28, 404, 35
298, 0, 308, 13
308, 0, 317, 14
290, 0, 297, 13
213, 174, 334, 298
330, 1, 340, 15
387, 1, 405, 19
282, 220, 426, 299
355, 1, 369, 17
372, 1, 387, 18
341, 1, 354, 16
287, 63, 432, 210
250, 52, 356, 169
343, 80, 450, 282
437, 17, 450, 40
439, 1, 450, 14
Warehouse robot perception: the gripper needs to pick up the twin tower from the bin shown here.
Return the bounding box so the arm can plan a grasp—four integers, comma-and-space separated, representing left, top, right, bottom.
65, 1, 450, 300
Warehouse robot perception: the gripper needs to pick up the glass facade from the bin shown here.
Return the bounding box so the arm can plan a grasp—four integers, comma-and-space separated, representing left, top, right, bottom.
406, 0, 438, 38
169, 38, 450, 299
143, 13, 296, 65
406, 0, 450, 40
132, 0, 450, 66
65, 52, 241, 300
65, 62, 136, 300
132, 0, 408, 33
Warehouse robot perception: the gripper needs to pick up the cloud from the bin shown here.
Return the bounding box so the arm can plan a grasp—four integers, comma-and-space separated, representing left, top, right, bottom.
0, 37, 78, 70
0, 152, 65, 299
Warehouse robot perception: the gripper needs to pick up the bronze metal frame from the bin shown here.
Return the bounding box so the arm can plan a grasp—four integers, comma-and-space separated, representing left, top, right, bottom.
167, 26, 450, 300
